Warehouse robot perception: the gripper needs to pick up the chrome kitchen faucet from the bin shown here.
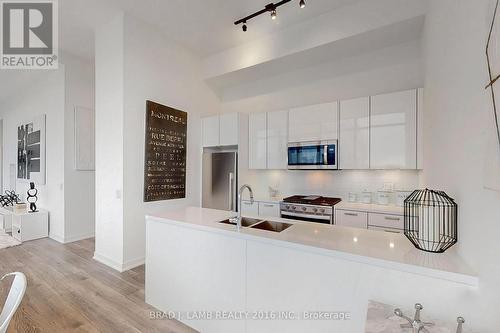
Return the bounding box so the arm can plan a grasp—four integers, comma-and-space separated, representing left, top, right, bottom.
394, 303, 434, 333
237, 185, 254, 229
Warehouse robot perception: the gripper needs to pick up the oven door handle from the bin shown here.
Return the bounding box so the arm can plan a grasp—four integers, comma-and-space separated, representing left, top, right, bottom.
281, 211, 332, 221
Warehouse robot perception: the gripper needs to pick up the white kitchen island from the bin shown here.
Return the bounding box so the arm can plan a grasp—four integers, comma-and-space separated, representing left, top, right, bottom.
145, 207, 478, 333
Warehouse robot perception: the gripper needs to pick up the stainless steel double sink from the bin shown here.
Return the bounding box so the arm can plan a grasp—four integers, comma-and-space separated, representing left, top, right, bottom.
219, 217, 293, 233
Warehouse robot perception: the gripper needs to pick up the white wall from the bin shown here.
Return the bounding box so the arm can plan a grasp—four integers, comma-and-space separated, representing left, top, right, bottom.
94, 13, 221, 270
0, 53, 95, 243
421, 0, 500, 330
0, 69, 66, 240
94, 13, 125, 268
62, 53, 96, 243
122, 14, 220, 267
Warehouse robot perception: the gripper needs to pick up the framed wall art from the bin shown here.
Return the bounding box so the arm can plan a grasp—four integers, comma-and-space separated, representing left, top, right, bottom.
17, 114, 46, 185
143, 101, 187, 202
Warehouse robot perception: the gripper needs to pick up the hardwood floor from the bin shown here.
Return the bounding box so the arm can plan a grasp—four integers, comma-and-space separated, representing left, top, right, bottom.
0, 238, 198, 333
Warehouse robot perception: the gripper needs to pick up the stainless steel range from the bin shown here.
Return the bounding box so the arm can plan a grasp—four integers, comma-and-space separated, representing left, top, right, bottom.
280, 195, 342, 225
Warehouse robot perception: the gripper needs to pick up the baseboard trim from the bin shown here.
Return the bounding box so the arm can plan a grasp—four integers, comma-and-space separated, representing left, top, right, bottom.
122, 257, 145, 271
93, 252, 145, 272
63, 233, 95, 244
49, 233, 65, 243
50, 233, 95, 244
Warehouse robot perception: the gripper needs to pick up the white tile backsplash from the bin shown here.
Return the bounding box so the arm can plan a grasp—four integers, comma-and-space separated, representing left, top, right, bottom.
240, 169, 421, 204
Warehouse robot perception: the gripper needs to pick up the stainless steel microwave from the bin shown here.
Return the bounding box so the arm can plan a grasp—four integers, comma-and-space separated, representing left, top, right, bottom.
288, 140, 338, 170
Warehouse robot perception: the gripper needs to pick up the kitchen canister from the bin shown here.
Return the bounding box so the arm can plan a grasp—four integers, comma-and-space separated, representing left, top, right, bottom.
361, 191, 372, 204
348, 192, 357, 203
377, 191, 392, 205
396, 190, 413, 207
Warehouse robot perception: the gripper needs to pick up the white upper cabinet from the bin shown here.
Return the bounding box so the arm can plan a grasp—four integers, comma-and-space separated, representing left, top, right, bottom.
202, 113, 239, 147
249, 112, 267, 170
267, 110, 288, 170
289, 102, 338, 142
202, 115, 220, 147
370, 89, 417, 169
339, 97, 370, 170
220, 113, 239, 146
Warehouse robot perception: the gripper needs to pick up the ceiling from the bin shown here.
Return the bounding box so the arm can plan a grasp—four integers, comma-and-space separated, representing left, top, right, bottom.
58, 0, 361, 60
1, 0, 362, 102
104, 0, 361, 57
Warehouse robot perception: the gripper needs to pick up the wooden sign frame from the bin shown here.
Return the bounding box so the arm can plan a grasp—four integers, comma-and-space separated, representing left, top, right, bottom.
143, 100, 187, 202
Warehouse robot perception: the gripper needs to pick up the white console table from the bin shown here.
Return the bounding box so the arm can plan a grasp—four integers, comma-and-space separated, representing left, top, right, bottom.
9, 209, 49, 242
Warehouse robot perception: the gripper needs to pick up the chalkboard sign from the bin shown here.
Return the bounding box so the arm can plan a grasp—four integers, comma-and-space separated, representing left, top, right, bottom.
144, 101, 187, 202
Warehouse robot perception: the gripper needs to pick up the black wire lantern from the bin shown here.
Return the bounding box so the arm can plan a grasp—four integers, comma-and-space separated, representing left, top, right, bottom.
404, 189, 458, 253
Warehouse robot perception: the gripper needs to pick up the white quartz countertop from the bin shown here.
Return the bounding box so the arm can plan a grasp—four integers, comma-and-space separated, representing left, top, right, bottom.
335, 201, 404, 215
146, 207, 478, 287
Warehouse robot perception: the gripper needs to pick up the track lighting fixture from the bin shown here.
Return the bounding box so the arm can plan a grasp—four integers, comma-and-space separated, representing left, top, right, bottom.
271, 9, 277, 20
234, 0, 309, 31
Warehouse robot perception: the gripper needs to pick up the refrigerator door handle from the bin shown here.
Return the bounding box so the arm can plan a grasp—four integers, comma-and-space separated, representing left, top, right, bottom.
229, 172, 235, 211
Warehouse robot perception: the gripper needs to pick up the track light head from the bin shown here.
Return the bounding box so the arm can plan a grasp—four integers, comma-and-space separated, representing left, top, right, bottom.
242, 24, 247, 32
300, 0, 306, 8
271, 9, 277, 20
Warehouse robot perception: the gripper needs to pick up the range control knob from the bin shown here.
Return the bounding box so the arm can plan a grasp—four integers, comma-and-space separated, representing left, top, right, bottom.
292, 206, 297, 210
320, 208, 325, 213
285, 205, 290, 210
302, 207, 307, 211
312, 208, 318, 213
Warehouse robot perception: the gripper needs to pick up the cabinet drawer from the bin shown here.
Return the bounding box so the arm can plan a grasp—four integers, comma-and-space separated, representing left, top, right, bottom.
241, 200, 259, 217
368, 226, 403, 234
258, 202, 280, 218
368, 213, 404, 230
335, 210, 368, 229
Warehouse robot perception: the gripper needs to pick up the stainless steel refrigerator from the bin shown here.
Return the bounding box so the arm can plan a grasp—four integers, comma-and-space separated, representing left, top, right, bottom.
202, 151, 238, 211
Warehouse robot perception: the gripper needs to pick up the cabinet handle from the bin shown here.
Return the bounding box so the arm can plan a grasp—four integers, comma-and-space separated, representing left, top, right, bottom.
244, 202, 252, 205
263, 204, 275, 208
344, 212, 358, 217
384, 216, 401, 221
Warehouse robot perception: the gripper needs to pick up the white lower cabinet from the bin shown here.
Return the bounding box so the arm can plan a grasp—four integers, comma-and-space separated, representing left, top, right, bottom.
368, 213, 404, 231
258, 202, 280, 218
335, 210, 368, 229
146, 220, 247, 333
242, 200, 280, 218
11, 210, 49, 242
368, 226, 402, 234
246, 241, 357, 333
336, 208, 404, 233
241, 200, 259, 216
